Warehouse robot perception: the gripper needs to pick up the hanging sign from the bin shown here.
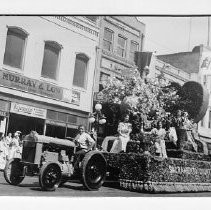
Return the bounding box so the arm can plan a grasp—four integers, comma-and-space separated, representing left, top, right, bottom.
62, 89, 81, 105
10, 102, 47, 119
200, 51, 211, 75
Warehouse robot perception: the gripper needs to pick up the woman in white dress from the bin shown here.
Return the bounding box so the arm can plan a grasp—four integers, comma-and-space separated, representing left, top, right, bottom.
0, 133, 8, 170
110, 114, 132, 153
8, 131, 21, 159
5, 133, 12, 148
151, 121, 167, 158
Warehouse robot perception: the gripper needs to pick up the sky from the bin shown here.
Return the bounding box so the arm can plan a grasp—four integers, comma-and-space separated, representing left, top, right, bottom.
139, 16, 210, 55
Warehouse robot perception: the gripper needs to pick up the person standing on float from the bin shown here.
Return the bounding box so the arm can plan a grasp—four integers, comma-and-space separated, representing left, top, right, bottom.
151, 121, 167, 158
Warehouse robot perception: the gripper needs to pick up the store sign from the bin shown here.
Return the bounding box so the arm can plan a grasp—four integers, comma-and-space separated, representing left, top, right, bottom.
71, 90, 80, 105
10, 102, 47, 119
0, 70, 63, 100
101, 57, 126, 72
169, 165, 211, 176
0, 110, 7, 117
94, 92, 106, 102
62, 89, 81, 105
200, 50, 211, 75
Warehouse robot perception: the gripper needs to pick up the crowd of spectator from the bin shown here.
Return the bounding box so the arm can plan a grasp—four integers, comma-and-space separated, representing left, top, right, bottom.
0, 131, 22, 170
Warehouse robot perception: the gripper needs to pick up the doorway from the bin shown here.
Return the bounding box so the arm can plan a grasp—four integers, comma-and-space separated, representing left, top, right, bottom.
8, 113, 45, 136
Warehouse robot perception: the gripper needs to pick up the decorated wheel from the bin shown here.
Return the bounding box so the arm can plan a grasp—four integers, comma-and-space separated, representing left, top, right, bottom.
39, 162, 62, 191
180, 81, 209, 123
81, 151, 107, 191
4, 158, 25, 185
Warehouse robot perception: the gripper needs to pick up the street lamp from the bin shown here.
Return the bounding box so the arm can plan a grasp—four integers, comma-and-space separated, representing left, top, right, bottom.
89, 102, 106, 148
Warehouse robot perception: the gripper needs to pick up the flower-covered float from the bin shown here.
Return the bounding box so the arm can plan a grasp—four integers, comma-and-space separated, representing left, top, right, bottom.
99, 69, 211, 193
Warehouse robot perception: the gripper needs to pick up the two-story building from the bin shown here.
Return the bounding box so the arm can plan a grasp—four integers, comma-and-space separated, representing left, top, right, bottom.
87, 16, 146, 92
150, 54, 192, 85
0, 16, 99, 139
83, 16, 146, 138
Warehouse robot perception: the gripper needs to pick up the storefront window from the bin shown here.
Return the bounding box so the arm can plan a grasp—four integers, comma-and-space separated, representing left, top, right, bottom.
45, 124, 66, 139
67, 114, 77, 124
45, 110, 88, 139
46, 110, 57, 120
8, 113, 45, 136
66, 127, 78, 139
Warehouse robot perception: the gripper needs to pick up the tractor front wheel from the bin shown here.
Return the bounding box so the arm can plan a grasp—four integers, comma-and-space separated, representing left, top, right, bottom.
39, 162, 62, 191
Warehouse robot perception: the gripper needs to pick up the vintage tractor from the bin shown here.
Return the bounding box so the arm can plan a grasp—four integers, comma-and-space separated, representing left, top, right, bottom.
4, 131, 107, 191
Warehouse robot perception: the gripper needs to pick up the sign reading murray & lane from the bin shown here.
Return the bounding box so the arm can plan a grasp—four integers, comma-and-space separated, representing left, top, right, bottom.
0, 70, 63, 100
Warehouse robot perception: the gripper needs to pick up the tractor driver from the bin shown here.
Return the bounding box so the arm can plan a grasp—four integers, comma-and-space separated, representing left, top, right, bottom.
74, 125, 95, 154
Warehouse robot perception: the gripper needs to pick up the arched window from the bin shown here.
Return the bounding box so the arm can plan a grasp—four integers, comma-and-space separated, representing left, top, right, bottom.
73, 53, 89, 88
41, 41, 62, 80
3, 27, 28, 69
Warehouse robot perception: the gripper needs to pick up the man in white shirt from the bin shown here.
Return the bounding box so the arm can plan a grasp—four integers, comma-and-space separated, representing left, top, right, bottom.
74, 125, 95, 153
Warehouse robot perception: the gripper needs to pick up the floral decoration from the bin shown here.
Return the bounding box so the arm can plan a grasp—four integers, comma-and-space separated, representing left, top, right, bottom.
99, 70, 180, 130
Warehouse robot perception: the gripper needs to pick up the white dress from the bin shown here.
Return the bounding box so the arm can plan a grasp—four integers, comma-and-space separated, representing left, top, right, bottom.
8, 137, 20, 159
110, 122, 132, 153
0, 140, 8, 170
152, 128, 167, 158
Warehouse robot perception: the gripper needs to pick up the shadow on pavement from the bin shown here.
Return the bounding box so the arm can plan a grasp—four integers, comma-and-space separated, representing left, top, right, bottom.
103, 181, 121, 189
60, 184, 87, 191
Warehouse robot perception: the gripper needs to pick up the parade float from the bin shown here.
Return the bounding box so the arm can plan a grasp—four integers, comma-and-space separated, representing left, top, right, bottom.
100, 69, 211, 193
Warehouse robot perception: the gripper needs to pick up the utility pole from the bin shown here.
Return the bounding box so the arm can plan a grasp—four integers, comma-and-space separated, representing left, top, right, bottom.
207, 16, 210, 47
188, 17, 192, 51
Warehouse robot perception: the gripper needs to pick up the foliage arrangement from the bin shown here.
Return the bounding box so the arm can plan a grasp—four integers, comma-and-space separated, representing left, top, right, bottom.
166, 149, 211, 161
103, 152, 211, 184
99, 70, 180, 130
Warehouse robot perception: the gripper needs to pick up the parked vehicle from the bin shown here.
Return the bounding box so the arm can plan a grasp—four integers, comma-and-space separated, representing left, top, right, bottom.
4, 131, 107, 191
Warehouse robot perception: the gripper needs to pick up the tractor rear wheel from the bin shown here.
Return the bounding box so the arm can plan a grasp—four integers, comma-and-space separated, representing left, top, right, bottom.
4, 158, 25, 185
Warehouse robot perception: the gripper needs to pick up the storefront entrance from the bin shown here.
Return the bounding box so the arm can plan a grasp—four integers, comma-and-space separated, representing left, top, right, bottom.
8, 113, 45, 136
45, 124, 66, 139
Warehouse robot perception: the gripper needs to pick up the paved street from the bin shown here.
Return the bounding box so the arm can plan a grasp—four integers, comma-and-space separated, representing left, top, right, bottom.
0, 171, 211, 197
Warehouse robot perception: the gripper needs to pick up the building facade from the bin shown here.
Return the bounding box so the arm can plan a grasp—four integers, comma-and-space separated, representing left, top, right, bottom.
0, 16, 99, 139
150, 55, 192, 85
89, 16, 146, 92
197, 45, 211, 142
157, 45, 211, 145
